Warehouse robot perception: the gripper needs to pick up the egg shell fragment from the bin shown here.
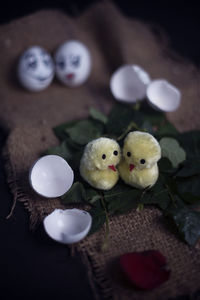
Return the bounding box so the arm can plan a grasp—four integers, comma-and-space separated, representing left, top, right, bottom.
43, 209, 92, 244
29, 155, 74, 198
146, 79, 181, 112
110, 65, 151, 103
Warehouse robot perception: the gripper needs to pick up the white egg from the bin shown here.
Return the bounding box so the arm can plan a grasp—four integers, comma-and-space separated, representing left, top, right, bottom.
29, 155, 74, 198
110, 65, 151, 103
17, 46, 55, 92
54, 40, 92, 87
43, 209, 92, 244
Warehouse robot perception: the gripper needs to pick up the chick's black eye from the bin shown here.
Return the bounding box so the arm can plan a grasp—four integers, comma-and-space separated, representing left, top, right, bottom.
127, 152, 131, 157
113, 150, 118, 156
140, 159, 146, 164
102, 154, 106, 160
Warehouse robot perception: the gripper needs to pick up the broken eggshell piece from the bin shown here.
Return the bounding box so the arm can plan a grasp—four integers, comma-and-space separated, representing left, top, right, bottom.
110, 65, 151, 103
29, 155, 74, 198
43, 209, 92, 244
147, 79, 181, 112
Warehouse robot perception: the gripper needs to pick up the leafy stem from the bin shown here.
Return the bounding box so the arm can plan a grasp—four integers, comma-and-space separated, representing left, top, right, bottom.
117, 122, 139, 141
136, 187, 148, 211
165, 183, 177, 208
100, 192, 110, 251
133, 102, 141, 111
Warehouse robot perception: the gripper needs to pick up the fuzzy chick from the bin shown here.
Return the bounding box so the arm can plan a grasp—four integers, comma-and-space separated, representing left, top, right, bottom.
118, 131, 161, 189
80, 137, 121, 190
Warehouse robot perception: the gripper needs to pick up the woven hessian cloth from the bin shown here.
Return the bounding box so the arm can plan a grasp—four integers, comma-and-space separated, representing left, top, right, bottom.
1, 2, 200, 299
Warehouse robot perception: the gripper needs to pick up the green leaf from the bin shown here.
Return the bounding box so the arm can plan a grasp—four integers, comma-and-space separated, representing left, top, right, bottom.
64, 137, 84, 151
140, 120, 154, 134
170, 207, 200, 246
104, 183, 141, 215
175, 160, 200, 177
89, 107, 108, 124
46, 141, 71, 160
69, 149, 83, 170
141, 175, 178, 210
65, 119, 103, 145
177, 175, 200, 198
141, 189, 171, 210
53, 120, 79, 141
106, 103, 143, 137
160, 137, 186, 168
179, 192, 200, 205
158, 157, 173, 173
141, 177, 171, 210
61, 182, 86, 204
177, 131, 200, 160
142, 112, 165, 128
142, 110, 178, 137
157, 122, 178, 137
89, 205, 106, 235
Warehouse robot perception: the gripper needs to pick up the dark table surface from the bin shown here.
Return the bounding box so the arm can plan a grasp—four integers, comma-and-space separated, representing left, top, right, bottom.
0, 1, 200, 299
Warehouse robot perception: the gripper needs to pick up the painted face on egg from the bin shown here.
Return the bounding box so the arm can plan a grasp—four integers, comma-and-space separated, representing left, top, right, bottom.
55, 41, 91, 87
18, 46, 54, 92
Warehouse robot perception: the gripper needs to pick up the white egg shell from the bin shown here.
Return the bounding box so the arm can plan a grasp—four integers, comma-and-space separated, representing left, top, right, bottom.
110, 65, 151, 103
55, 40, 92, 87
43, 209, 92, 244
17, 46, 55, 92
29, 155, 74, 198
146, 79, 181, 112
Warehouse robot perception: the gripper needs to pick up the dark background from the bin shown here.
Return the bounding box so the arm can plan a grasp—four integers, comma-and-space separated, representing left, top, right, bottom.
0, 1, 200, 299
1, 0, 200, 66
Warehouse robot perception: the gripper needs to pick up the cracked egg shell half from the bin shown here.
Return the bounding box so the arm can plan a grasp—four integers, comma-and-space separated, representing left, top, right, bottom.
29, 155, 74, 198
43, 209, 92, 244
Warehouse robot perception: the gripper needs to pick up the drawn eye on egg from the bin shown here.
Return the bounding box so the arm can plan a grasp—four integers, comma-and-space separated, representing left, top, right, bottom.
42, 51, 53, 68
17, 46, 55, 92
70, 55, 81, 68
56, 57, 65, 70
24, 53, 38, 70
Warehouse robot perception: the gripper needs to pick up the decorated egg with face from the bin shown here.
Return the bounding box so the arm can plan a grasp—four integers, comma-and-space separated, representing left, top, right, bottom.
17, 46, 55, 92
54, 40, 92, 87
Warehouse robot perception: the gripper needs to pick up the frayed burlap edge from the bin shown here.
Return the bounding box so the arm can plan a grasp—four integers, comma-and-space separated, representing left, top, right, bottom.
3, 145, 39, 228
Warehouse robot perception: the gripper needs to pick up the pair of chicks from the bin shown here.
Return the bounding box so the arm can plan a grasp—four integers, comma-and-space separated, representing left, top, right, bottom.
80, 131, 161, 190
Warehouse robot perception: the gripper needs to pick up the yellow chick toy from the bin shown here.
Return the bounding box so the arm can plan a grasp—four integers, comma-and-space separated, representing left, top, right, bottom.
118, 131, 161, 189
80, 137, 121, 190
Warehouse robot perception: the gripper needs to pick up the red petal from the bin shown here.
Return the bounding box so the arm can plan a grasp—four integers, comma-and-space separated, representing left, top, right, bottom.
120, 250, 170, 290
108, 165, 116, 172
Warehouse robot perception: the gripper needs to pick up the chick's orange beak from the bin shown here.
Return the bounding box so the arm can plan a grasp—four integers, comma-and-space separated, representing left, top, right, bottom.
129, 164, 135, 172
108, 165, 116, 172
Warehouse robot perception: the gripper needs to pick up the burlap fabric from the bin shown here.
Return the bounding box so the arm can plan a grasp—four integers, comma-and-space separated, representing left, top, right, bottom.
1, 2, 200, 299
